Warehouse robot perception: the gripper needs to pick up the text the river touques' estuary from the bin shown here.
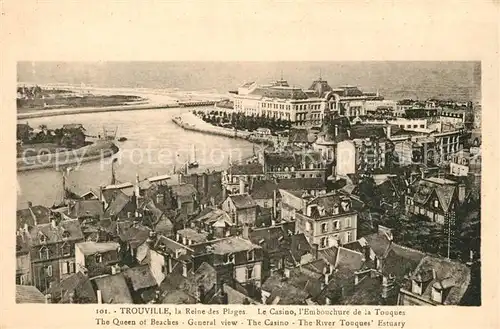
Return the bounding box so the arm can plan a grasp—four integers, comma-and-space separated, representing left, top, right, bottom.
17, 107, 254, 208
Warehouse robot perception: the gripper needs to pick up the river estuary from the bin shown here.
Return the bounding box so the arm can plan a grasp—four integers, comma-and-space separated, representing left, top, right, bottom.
17, 107, 255, 208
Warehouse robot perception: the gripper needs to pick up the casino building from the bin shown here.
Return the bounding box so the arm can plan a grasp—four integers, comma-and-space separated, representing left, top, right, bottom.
231, 77, 383, 127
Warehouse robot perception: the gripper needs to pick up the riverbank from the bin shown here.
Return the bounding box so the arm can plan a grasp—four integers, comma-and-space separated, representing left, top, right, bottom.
17, 140, 119, 172
171, 112, 280, 146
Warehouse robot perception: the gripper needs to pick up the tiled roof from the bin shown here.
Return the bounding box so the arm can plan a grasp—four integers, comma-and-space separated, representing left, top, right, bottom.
118, 225, 151, 248
278, 178, 326, 191
228, 194, 257, 209
363, 231, 392, 258
336, 247, 365, 272
92, 273, 133, 304
161, 290, 196, 304
408, 256, 471, 305
262, 274, 310, 305
249, 226, 287, 254
211, 236, 261, 255
318, 246, 339, 266
171, 184, 197, 197
349, 125, 387, 140
28, 219, 84, 246
69, 200, 104, 219
230, 163, 264, 175
224, 284, 260, 304
250, 180, 278, 200
177, 228, 209, 244
102, 189, 127, 204
193, 208, 233, 226
76, 241, 120, 255
382, 244, 425, 279
45, 271, 96, 303
104, 192, 131, 218
249, 86, 309, 100
123, 265, 157, 291
154, 235, 193, 257
288, 129, 309, 144
412, 178, 457, 212
16, 285, 46, 303
17, 205, 51, 228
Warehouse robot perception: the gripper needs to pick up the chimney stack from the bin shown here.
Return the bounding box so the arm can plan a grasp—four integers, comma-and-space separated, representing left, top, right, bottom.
386, 125, 392, 139
96, 290, 102, 304
51, 220, 57, 229
239, 178, 245, 195
458, 183, 466, 203
284, 268, 290, 278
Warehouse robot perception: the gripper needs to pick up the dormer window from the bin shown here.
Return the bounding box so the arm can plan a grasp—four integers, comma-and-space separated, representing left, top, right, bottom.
224, 253, 235, 264
431, 287, 443, 304
62, 230, 71, 239
247, 250, 255, 261
321, 223, 328, 233
95, 253, 103, 263
333, 220, 340, 230
39, 233, 47, 244
411, 280, 423, 295
176, 233, 181, 242
39, 246, 49, 260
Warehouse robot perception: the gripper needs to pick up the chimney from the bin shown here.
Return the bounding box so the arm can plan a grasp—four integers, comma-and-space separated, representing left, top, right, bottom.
135, 173, 140, 206
334, 125, 339, 136
99, 186, 104, 202
271, 219, 276, 226
386, 125, 392, 139
96, 290, 102, 304
28, 201, 33, 209
354, 273, 359, 286
44, 294, 51, 304
198, 285, 206, 304
51, 220, 57, 229
284, 268, 290, 278
131, 192, 137, 211
458, 183, 466, 203
432, 269, 436, 280
167, 256, 173, 273
23, 223, 29, 233
324, 273, 329, 284
312, 243, 319, 260
182, 263, 188, 277
239, 178, 245, 195
273, 189, 277, 219
242, 224, 249, 240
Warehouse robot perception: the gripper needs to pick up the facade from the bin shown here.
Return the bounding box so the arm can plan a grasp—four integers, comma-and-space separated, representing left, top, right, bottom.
75, 241, 121, 277
295, 192, 358, 249
222, 162, 265, 196
20, 219, 84, 292
221, 194, 258, 227
262, 150, 327, 180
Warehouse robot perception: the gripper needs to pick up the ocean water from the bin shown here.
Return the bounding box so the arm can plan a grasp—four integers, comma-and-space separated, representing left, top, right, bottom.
17, 61, 481, 102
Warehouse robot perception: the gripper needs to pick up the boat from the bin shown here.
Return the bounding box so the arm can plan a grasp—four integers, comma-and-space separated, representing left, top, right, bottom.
117, 137, 127, 142
187, 144, 199, 168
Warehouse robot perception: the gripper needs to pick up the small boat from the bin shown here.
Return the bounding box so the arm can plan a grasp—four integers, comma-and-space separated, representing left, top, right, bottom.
118, 137, 127, 142
187, 144, 199, 168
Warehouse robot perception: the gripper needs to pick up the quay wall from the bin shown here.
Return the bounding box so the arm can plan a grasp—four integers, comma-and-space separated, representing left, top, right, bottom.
17, 141, 119, 172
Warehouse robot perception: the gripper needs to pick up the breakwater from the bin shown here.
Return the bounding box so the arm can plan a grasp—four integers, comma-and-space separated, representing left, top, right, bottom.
17, 141, 119, 172
17, 100, 218, 120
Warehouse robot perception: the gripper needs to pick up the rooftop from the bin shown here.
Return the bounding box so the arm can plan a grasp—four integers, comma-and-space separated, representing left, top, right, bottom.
16, 285, 46, 303
230, 163, 264, 176
177, 228, 209, 244
76, 241, 120, 255
228, 193, 257, 209
211, 236, 261, 255
92, 273, 133, 304
123, 265, 157, 291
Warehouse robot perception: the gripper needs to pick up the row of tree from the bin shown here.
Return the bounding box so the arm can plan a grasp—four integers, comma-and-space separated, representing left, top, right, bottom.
195, 110, 292, 132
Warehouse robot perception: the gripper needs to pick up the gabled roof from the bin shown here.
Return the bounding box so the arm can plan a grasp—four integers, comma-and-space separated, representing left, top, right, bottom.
28, 219, 84, 246
177, 228, 209, 244
92, 273, 133, 304
16, 285, 46, 303
17, 205, 51, 228
412, 177, 457, 212
171, 183, 197, 197
336, 247, 365, 272
104, 192, 131, 218
45, 271, 96, 303
250, 180, 278, 200
118, 225, 151, 248
211, 236, 261, 254
262, 273, 310, 305
228, 193, 257, 209
123, 265, 157, 291
69, 200, 104, 219
249, 226, 288, 254
408, 256, 471, 305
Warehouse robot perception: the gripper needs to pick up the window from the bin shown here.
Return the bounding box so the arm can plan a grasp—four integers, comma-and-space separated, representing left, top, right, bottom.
247, 250, 255, 261
434, 200, 439, 208
333, 221, 340, 230
346, 231, 353, 242
246, 267, 253, 280
320, 237, 329, 248
346, 217, 352, 228
62, 231, 71, 239
39, 246, 49, 260
321, 223, 328, 233
39, 233, 47, 244
46, 265, 53, 277
61, 261, 75, 275
431, 287, 443, 303
95, 253, 103, 263
412, 280, 422, 295
61, 242, 71, 256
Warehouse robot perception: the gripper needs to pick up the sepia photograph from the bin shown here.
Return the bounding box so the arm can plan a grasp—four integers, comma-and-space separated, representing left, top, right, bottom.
15, 61, 481, 306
